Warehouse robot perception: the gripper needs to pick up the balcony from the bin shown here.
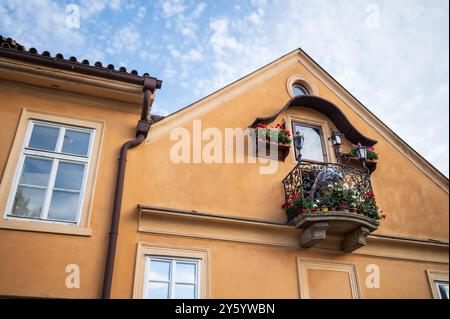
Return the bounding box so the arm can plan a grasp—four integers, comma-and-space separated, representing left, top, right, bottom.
282, 161, 380, 252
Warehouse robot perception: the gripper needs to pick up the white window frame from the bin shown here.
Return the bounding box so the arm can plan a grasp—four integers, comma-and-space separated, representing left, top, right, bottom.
4, 120, 95, 225
292, 121, 328, 162
435, 281, 449, 299
143, 256, 200, 299
426, 270, 449, 299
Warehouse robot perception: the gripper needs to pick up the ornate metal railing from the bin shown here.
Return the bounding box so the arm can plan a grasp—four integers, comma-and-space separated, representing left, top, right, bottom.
282, 160, 374, 221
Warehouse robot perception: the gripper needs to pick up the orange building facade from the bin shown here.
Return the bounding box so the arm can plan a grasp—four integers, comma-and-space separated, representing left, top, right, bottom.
0, 36, 448, 299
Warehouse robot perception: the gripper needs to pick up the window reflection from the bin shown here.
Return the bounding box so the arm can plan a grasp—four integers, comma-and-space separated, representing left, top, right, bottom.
292, 123, 325, 162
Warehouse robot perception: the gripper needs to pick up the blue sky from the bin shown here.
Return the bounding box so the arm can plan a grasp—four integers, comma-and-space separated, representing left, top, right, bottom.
0, 0, 449, 176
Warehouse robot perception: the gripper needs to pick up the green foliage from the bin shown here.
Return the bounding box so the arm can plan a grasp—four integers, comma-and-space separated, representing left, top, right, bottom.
349, 147, 379, 160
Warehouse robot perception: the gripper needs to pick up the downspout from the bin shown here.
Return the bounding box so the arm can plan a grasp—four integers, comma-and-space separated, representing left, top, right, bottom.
102, 76, 161, 299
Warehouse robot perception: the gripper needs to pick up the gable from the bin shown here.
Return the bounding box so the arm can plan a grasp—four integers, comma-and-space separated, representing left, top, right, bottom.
147, 48, 448, 194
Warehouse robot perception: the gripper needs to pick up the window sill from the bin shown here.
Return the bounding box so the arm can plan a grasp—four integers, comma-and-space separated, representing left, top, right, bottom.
0, 219, 92, 236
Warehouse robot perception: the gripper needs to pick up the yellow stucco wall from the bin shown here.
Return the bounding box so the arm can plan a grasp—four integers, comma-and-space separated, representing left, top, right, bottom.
0, 82, 138, 298
0, 51, 448, 299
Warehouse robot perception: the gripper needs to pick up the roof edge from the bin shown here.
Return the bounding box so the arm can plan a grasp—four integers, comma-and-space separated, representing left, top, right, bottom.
297, 48, 449, 190
0, 46, 161, 88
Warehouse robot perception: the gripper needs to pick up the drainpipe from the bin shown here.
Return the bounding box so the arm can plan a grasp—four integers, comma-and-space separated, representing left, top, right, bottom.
102, 76, 161, 299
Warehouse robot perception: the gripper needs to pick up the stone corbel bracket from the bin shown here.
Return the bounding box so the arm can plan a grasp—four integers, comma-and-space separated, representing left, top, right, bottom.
293, 212, 380, 252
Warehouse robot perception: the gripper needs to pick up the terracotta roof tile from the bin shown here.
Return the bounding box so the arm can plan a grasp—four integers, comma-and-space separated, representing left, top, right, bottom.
0, 35, 161, 87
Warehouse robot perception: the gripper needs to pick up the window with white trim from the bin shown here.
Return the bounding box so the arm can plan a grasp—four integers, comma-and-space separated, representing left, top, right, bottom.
5, 120, 94, 224
292, 122, 327, 162
435, 281, 449, 299
143, 257, 200, 299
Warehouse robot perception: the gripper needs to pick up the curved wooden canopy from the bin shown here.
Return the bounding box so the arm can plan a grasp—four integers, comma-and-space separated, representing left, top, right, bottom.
250, 95, 377, 146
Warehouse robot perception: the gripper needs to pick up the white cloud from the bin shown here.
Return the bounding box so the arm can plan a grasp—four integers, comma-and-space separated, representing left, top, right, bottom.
209, 18, 243, 54
137, 6, 146, 18
112, 24, 141, 52
192, 2, 207, 18
161, 0, 187, 17
109, 0, 121, 11
167, 45, 203, 62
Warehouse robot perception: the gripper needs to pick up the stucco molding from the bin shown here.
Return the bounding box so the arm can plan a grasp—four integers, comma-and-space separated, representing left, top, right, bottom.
0, 79, 141, 114
251, 95, 378, 146
286, 74, 319, 97
0, 57, 143, 95
138, 205, 449, 264
296, 258, 361, 299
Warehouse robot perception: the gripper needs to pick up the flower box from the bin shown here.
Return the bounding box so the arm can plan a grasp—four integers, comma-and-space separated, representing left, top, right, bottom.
344, 156, 377, 173
256, 140, 291, 161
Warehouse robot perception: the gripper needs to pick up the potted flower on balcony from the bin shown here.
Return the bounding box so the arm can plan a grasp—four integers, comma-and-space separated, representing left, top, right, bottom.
282, 193, 303, 221
348, 145, 379, 162
347, 189, 358, 213
255, 123, 292, 161
303, 197, 318, 214
330, 183, 350, 212
345, 144, 379, 172
362, 192, 382, 220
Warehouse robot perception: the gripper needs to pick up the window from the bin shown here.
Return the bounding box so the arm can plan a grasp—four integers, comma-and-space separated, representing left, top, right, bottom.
133, 243, 209, 299
144, 257, 200, 299
435, 281, 449, 299
292, 84, 308, 96
286, 75, 317, 97
426, 270, 449, 299
292, 84, 309, 96
292, 122, 327, 162
5, 120, 94, 224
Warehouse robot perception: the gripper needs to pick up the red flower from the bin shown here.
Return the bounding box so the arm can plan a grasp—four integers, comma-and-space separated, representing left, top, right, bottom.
285, 130, 291, 136
282, 201, 291, 209
367, 192, 375, 197
257, 123, 267, 128
368, 146, 375, 152
290, 193, 299, 201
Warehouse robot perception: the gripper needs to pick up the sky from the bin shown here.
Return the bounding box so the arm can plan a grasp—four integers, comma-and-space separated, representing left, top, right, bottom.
0, 0, 449, 176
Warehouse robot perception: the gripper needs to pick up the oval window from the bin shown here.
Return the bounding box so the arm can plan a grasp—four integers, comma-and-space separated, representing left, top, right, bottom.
292, 84, 308, 96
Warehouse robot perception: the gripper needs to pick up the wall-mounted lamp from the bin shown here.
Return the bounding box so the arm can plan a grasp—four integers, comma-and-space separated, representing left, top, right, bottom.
329, 131, 345, 158
355, 143, 370, 173
294, 131, 305, 162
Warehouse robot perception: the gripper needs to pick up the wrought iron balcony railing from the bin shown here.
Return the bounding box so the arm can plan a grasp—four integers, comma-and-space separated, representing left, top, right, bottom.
282, 160, 376, 222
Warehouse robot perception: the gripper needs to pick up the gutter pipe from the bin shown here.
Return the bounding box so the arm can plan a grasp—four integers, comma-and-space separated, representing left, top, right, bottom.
101, 76, 160, 299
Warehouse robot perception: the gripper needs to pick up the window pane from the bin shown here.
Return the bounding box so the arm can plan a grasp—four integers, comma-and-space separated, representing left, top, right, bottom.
293, 124, 325, 162
62, 130, 91, 156
175, 262, 196, 283
28, 124, 59, 151
54, 162, 85, 190
175, 284, 196, 299
292, 85, 308, 96
146, 282, 169, 299
437, 281, 449, 299
47, 191, 80, 222
148, 260, 171, 281
11, 186, 45, 218
19, 157, 52, 187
